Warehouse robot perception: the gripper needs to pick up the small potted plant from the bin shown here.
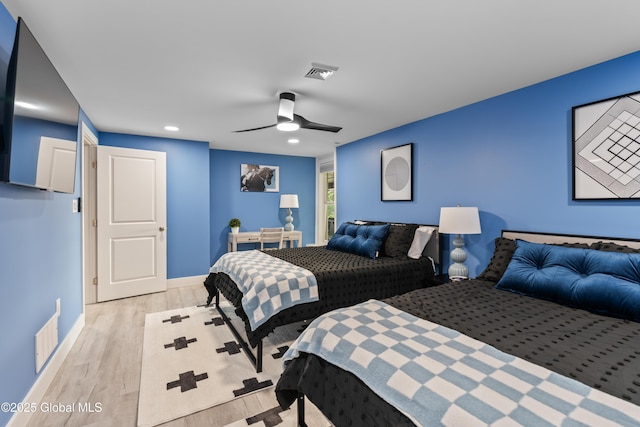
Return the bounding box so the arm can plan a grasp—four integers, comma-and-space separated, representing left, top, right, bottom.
228, 218, 241, 234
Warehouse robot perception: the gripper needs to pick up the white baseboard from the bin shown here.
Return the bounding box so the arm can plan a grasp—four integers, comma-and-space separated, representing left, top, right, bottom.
167, 274, 207, 289
7, 313, 85, 427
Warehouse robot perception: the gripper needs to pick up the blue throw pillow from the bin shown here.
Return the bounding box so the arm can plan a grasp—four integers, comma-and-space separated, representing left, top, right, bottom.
327, 222, 391, 259
495, 240, 640, 321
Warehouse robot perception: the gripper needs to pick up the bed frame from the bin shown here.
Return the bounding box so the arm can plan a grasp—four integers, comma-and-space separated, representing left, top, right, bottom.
212, 222, 441, 372
502, 229, 640, 249
288, 229, 640, 426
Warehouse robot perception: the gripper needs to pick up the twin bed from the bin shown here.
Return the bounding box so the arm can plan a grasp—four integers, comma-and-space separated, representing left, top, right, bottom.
275, 230, 640, 426
204, 221, 440, 371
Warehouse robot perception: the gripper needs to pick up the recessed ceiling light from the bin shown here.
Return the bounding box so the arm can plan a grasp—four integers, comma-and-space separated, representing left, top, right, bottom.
288, 138, 299, 144
164, 125, 179, 131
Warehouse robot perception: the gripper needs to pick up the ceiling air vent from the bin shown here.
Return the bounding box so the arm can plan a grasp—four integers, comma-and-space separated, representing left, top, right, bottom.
305, 63, 339, 81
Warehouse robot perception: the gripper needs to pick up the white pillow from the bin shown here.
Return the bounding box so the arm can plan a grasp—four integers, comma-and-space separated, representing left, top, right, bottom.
407, 226, 435, 259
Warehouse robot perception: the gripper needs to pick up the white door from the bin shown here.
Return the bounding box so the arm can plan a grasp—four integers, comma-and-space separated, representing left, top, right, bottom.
97, 146, 167, 301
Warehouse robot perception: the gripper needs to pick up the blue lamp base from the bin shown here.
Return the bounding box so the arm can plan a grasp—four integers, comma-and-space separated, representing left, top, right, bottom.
448, 234, 469, 281
284, 208, 294, 231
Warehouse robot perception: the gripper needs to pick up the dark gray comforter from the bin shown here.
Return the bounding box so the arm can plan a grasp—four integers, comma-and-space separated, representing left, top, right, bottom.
204, 246, 435, 347
276, 279, 640, 426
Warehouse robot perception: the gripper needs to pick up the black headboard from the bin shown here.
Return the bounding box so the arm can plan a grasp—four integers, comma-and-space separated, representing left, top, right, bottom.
354, 220, 441, 266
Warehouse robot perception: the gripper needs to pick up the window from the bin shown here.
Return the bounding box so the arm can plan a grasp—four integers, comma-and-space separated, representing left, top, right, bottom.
319, 171, 335, 243
325, 172, 335, 240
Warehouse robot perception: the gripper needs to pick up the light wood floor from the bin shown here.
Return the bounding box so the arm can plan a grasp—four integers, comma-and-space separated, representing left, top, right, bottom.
26, 285, 280, 427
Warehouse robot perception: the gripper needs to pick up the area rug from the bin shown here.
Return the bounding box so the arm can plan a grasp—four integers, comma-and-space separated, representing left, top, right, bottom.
223, 388, 333, 427
137, 302, 304, 427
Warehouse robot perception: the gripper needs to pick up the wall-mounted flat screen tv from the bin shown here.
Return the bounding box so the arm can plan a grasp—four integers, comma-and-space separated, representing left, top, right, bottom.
0, 17, 80, 194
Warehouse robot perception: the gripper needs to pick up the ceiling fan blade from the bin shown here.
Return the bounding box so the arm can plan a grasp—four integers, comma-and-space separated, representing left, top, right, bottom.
297, 114, 342, 133
233, 123, 276, 133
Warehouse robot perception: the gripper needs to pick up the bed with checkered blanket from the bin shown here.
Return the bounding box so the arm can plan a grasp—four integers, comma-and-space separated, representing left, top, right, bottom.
281, 299, 640, 426
209, 249, 319, 330
205, 242, 437, 348
276, 230, 640, 426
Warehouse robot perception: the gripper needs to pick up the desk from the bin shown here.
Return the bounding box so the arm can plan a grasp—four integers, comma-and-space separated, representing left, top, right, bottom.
228, 230, 302, 252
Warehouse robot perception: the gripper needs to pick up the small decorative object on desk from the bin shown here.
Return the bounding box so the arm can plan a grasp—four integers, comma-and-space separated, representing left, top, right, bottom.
228, 218, 241, 234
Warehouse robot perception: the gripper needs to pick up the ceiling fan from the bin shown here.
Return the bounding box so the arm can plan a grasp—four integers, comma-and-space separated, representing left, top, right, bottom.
233, 92, 342, 133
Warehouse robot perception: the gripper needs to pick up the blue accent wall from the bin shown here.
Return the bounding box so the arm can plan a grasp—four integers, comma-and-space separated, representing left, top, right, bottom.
0, 3, 84, 418
209, 149, 315, 263
99, 133, 211, 279
337, 50, 640, 277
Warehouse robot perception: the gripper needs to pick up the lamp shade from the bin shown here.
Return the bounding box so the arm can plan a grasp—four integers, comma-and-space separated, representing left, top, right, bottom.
280, 194, 299, 209
439, 206, 481, 235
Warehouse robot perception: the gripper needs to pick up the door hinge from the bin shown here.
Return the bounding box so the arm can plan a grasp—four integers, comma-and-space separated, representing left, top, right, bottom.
92, 160, 97, 169
93, 277, 98, 286
92, 219, 97, 227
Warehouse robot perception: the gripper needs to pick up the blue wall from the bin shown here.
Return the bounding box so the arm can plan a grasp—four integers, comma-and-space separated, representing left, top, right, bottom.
337, 50, 640, 277
100, 133, 211, 279
209, 149, 315, 263
0, 6, 85, 421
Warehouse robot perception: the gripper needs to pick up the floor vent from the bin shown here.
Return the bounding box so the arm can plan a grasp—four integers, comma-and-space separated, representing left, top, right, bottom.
35, 299, 60, 373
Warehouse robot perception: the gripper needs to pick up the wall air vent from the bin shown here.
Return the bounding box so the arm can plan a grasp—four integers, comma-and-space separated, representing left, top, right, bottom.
305, 63, 339, 80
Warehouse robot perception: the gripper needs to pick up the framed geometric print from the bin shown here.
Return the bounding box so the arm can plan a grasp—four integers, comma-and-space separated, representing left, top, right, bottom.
381, 143, 413, 201
573, 91, 640, 200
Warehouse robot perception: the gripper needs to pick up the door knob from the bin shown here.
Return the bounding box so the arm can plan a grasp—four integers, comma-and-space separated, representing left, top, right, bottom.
159, 226, 165, 232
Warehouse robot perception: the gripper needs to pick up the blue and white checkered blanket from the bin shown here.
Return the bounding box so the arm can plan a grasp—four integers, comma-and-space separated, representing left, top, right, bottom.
284, 300, 640, 426
210, 250, 318, 331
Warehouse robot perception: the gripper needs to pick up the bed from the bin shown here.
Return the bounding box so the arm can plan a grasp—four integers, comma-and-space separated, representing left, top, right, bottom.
204, 221, 441, 372
275, 230, 640, 426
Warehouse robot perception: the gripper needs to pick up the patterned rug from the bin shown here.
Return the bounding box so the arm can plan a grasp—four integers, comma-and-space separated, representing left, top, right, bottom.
223, 388, 333, 427
137, 302, 305, 427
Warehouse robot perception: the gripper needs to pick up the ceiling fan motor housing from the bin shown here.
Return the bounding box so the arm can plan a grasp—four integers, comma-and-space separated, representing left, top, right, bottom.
278, 92, 296, 122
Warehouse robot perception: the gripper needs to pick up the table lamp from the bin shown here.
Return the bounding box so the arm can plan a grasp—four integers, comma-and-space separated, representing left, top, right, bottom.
280, 194, 299, 231
439, 206, 481, 280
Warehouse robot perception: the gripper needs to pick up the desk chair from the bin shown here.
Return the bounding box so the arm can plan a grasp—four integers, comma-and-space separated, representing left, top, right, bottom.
260, 227, 284, 250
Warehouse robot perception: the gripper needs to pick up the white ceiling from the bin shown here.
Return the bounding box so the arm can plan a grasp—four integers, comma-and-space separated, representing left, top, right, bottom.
3, 0, 640, 158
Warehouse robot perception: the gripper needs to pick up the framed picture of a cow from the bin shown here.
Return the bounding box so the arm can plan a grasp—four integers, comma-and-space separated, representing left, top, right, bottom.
240, 164, 279, 192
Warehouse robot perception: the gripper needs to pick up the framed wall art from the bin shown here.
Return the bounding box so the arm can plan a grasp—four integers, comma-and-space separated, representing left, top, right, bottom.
240, 163, 279, 192
381, 143, 413, 201
573, 91, 640, 200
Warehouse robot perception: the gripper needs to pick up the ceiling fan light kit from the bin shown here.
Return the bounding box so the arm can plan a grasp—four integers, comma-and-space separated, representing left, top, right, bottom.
276, 120, 300, 132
